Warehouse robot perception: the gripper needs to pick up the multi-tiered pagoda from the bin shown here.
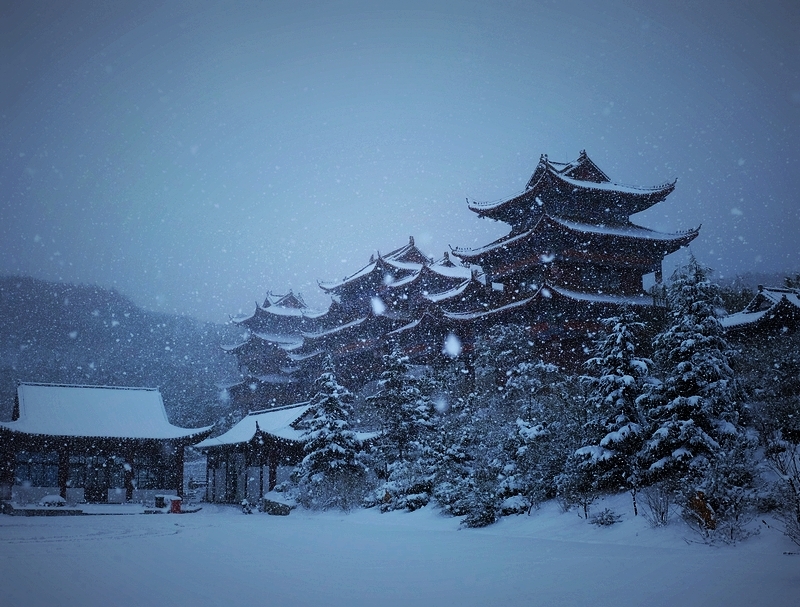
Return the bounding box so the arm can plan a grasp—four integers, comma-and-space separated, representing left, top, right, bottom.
223, 151, 698, 410
223, 291, 325, 410
453, 151, 697, 301
446, 151, 698, 358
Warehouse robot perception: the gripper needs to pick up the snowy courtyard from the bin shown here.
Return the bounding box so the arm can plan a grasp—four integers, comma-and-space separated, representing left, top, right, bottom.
1, 496, 797, 607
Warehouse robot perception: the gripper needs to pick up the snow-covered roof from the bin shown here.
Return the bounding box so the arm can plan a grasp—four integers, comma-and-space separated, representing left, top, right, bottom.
319, 239, 430, 292
452, 214, 697, 259
384, 258, 424, 273
444, 295, 535, 321
196, 402, 312, 448
426, 263, 473, 280
301, 316, 366, 340
425, 279, 473, 303
385, 272, 419, 289
231, 300, 327, 324
220, 339, 249, 353
287, 348, 326, 363
383, 236, 433, 265
252, 332, 303, 349
720, 286, 800, 330
749, 286, 800, 309
318, 260, 378, 291
556, 173, 675, 196
264, 304, 328, 319
221, 332, 303, 353
467, 151, 675, 221
434, 251, 459, 267
545, 284, 654, 306
442, 283, 653, 321
547, 150, 610, 182
0, 383, 212, 440
719, 310, 768, 329
555, 218, 699, 241
265, 291, 307, 309
387, 311, 448, 336
384, 263, 472, 294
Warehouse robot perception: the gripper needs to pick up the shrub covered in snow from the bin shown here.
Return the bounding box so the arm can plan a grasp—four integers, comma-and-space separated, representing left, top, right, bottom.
39, 495, 66, 507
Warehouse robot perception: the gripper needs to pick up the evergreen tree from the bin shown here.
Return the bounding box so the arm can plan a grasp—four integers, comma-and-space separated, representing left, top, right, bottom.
490, 363, 587, 516
368, 348, 431, 462
639, 257, 740, 481
639, 256, 756, 535
430, 390, 479, 517
367, 348, 435, 511
566, 309, 651, 515
292, 357, 369, 510
682, 434, 759, 543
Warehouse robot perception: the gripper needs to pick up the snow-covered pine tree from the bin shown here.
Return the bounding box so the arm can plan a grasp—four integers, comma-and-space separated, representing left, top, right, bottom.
639, 255, 755, 535
430, 388, 478, 518
366, 348, 435, 511
500, 360, 581, 513
456, 327, 553, 524
292, 356, 369, 510
368, 347, 431, 462
566, 309, 651, 515
473, 323, 533, 399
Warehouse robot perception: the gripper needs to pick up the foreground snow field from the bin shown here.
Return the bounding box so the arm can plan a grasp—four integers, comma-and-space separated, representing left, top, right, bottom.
1, 496, 798, 607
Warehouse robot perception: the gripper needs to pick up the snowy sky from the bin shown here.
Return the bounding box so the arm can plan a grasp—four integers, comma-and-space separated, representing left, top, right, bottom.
2, 0, 799, 323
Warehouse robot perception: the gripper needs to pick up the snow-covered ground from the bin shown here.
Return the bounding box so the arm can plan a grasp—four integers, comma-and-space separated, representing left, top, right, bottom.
1, 495, 797, 607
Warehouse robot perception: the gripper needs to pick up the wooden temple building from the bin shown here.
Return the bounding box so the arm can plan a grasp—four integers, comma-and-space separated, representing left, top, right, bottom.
222, 150, 698, 412
721, 285, 800, 338
0, 383, 212, 504
196, 402, 311, 503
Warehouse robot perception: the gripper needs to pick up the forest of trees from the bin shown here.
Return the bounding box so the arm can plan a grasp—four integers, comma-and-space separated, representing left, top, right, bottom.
279, 257, 800, 545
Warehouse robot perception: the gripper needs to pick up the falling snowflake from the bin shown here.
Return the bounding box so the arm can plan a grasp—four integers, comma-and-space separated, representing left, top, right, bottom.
371, 297, 386, 315
443, 333, 462, 358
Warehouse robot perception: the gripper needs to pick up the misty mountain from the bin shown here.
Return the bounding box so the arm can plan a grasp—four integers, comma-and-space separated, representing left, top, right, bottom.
0, 276, 239, 427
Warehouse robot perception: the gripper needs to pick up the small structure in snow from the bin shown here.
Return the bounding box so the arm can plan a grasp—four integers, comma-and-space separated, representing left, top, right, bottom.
196, 402, 312, 504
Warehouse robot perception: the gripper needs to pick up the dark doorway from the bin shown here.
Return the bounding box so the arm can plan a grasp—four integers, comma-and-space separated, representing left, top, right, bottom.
84, 456, 109, 503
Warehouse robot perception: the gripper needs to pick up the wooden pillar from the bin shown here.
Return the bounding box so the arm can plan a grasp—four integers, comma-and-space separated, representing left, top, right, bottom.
211, 454, 218, 503
175, 443, 185, 498
224, 454, 230, 502
205, 455, 211, 502
268, 455, 278, 492
0, 435, 16, 500
58, 445, 70, 500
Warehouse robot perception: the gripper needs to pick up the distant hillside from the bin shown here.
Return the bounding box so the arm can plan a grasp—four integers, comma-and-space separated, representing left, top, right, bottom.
0, 276, 240, 427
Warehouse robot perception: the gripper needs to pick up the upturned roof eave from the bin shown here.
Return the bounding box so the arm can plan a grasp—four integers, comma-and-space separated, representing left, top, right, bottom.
467, 158, 675, 221
451, 215, 699, 262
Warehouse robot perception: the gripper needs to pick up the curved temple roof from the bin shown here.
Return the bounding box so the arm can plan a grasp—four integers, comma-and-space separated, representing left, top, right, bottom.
451, 214, 699, 264
196, 402, 312, 447
318, 236, 460, 294
467, 152, 675, 227
0, 383, 212, 440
